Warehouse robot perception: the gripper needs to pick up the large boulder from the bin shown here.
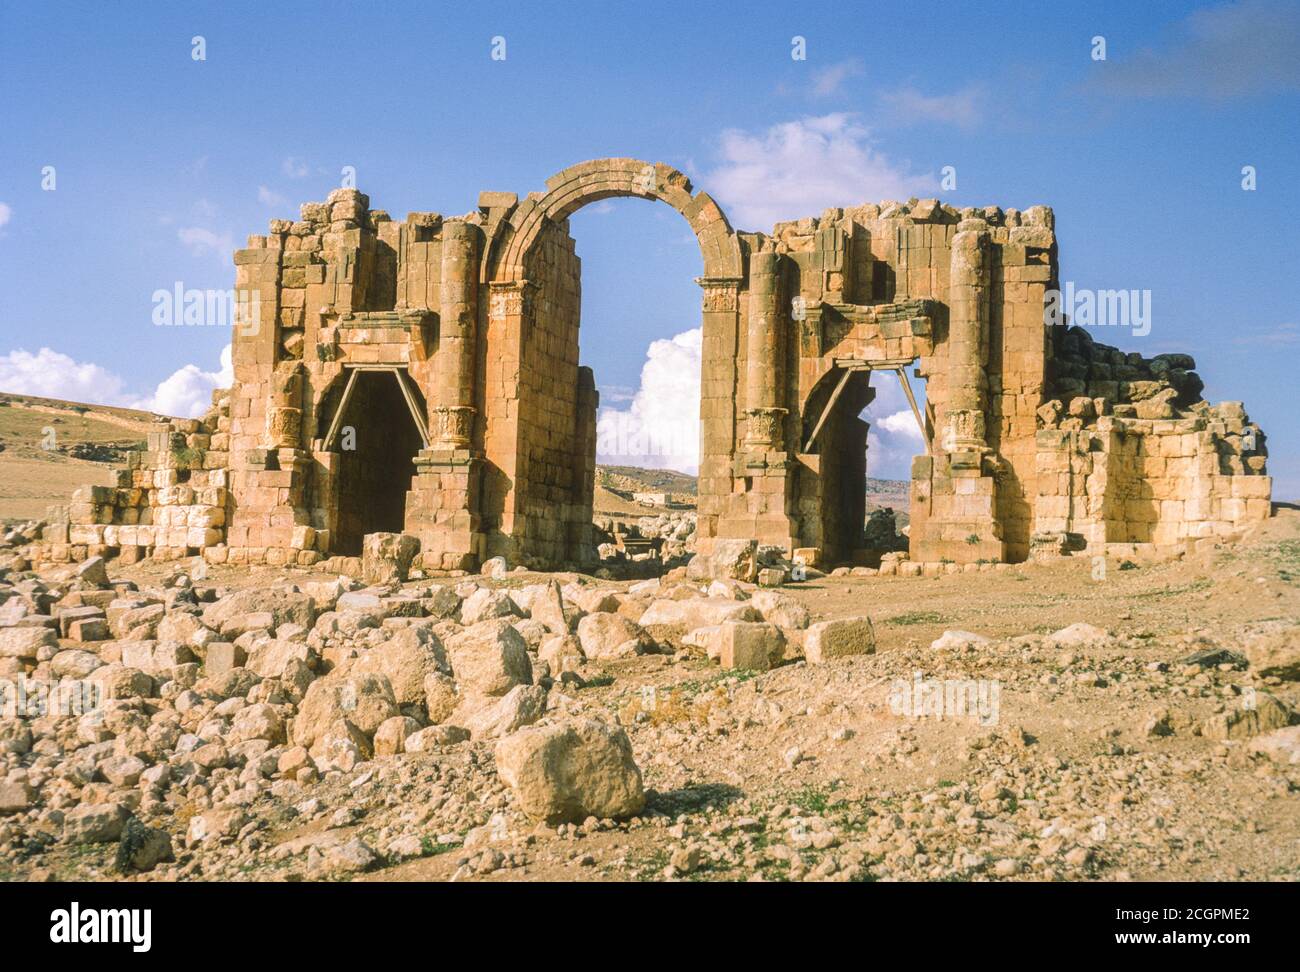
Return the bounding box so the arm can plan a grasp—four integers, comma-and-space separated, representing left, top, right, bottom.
638, 598, 759, 630
1201, 693, 1293, 740
749, 590, 810, 630
292, 672, 398, 749
463, 684, 548, 739
804, 617, 876, 664
361, 532, 421, 586
446, 619, 532, 698
202, 588, 316, 635
0, 627, 56, 662
460, 588, 522, 626
1244, 625, 1300, 681
353, 624, 448, 706
713, 620, 784, 671
530, 580, 580, 635
576, 613, 654, 660
688, 539, 757, 583
495, 719, 645, 824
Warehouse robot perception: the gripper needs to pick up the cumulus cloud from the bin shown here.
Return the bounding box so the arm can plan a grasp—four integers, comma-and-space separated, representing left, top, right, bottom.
596, 328, 701, 474
1091, 0, 1300, 99
141, 345, 233, 417
177, 226, 234, 259
704, 113, 935, 230
0, 202, 11, 228
0, 348, 133, 405
877, 84, 986, 128
876, 408, 925, 440
861, 373, 929, 482
282, 157, 311, 179
0, 345, 232, 419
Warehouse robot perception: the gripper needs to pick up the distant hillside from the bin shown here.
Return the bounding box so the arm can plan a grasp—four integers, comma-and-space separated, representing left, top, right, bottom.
597, 465, 697, 497
0, 392, 165, 521
866, 476, 910, 510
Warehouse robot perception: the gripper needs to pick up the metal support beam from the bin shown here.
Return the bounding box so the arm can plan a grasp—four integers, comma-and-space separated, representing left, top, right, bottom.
322, 366, 430, 451
894, 366, 932, 455
802, 367, 855, 454
393, 368, 431, 448
322, 368, 360, 452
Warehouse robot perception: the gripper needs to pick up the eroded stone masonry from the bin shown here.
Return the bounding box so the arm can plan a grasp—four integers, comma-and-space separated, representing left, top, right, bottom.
34, 158, 1271, 571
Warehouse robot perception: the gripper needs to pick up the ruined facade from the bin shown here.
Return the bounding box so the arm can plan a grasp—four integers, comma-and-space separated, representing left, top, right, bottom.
35, 158, 1271, 570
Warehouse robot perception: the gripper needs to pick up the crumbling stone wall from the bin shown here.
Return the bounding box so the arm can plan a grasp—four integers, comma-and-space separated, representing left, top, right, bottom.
34, 395, 231, 564
31, 157, 1271, 572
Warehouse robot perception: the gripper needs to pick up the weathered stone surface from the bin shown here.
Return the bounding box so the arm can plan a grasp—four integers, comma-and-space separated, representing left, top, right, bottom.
463, 684, 548, 739
1202, 693, 1293, 740
64, 803, 129, 843
361, 532, 420, 585
0, 627, 56, 660
1244, 626, 1300, 681
202, 589, 316, 634
638, 598, 759, 630
714, 620, 783, 671
352, 625, 447, 706
804, 617, 876, 664
446, 619, 532, 698
576, 612, 654, 660
293, 672, 398, 748
460, 588, 522, 626
495, 719, 645, 824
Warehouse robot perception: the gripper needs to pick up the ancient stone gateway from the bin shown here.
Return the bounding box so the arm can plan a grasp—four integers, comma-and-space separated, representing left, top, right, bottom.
39, 157, 1273, 572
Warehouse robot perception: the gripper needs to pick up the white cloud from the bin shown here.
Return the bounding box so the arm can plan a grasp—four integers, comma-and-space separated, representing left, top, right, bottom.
177, 226, 234, 259
596, 328, 701, 474
0, 348, 133, 405
811, 59, 864, 97
282, 157, 311, 179
1093, 0, 1300, 99
861, 374, 929, 481
877, 408, 924, 440
0, 345, 232, 419
258, 185, 288, 208
704, 113, 935, 229
0, 202, 11, 228
877, 84, 985, 128
140, 345, 233, 417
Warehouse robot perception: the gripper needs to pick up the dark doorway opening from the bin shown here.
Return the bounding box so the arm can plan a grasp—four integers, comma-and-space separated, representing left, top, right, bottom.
331, 369, 426, 556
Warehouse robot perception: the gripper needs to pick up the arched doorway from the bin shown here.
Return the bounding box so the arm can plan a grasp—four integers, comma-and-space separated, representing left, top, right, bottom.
479, 159, 744, 566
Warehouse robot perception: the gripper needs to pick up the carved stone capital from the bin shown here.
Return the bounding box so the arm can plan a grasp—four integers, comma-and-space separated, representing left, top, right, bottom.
744, 406, 787, 449
696, 275, 742, 314
488, 279, 536, 321
431, 405, 475, 450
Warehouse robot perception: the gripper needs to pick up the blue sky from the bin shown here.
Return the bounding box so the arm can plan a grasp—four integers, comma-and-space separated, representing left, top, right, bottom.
0, 0, 1297, 493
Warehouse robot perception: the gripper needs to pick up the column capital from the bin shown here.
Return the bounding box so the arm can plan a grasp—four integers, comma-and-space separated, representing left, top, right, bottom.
488, 278, 537, 320
696, 275, 742, 313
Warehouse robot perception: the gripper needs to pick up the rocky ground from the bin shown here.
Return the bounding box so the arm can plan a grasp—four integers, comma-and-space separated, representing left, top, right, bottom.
0, 510, 1297, 884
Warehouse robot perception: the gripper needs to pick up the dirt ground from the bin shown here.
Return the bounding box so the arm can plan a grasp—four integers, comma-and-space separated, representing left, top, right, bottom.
7, 506, 1296, 884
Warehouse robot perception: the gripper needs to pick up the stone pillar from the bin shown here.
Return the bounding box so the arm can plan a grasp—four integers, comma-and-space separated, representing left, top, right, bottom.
694, 275, 742, 549
909, 224, 1003, 565
744, 251, 785, 450
943, 228, 989, 457
432, 221, 479, 449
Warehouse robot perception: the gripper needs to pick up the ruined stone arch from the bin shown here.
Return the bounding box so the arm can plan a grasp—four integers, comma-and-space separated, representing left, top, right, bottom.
477, 158, 748, 566
486, 158, 743, 284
